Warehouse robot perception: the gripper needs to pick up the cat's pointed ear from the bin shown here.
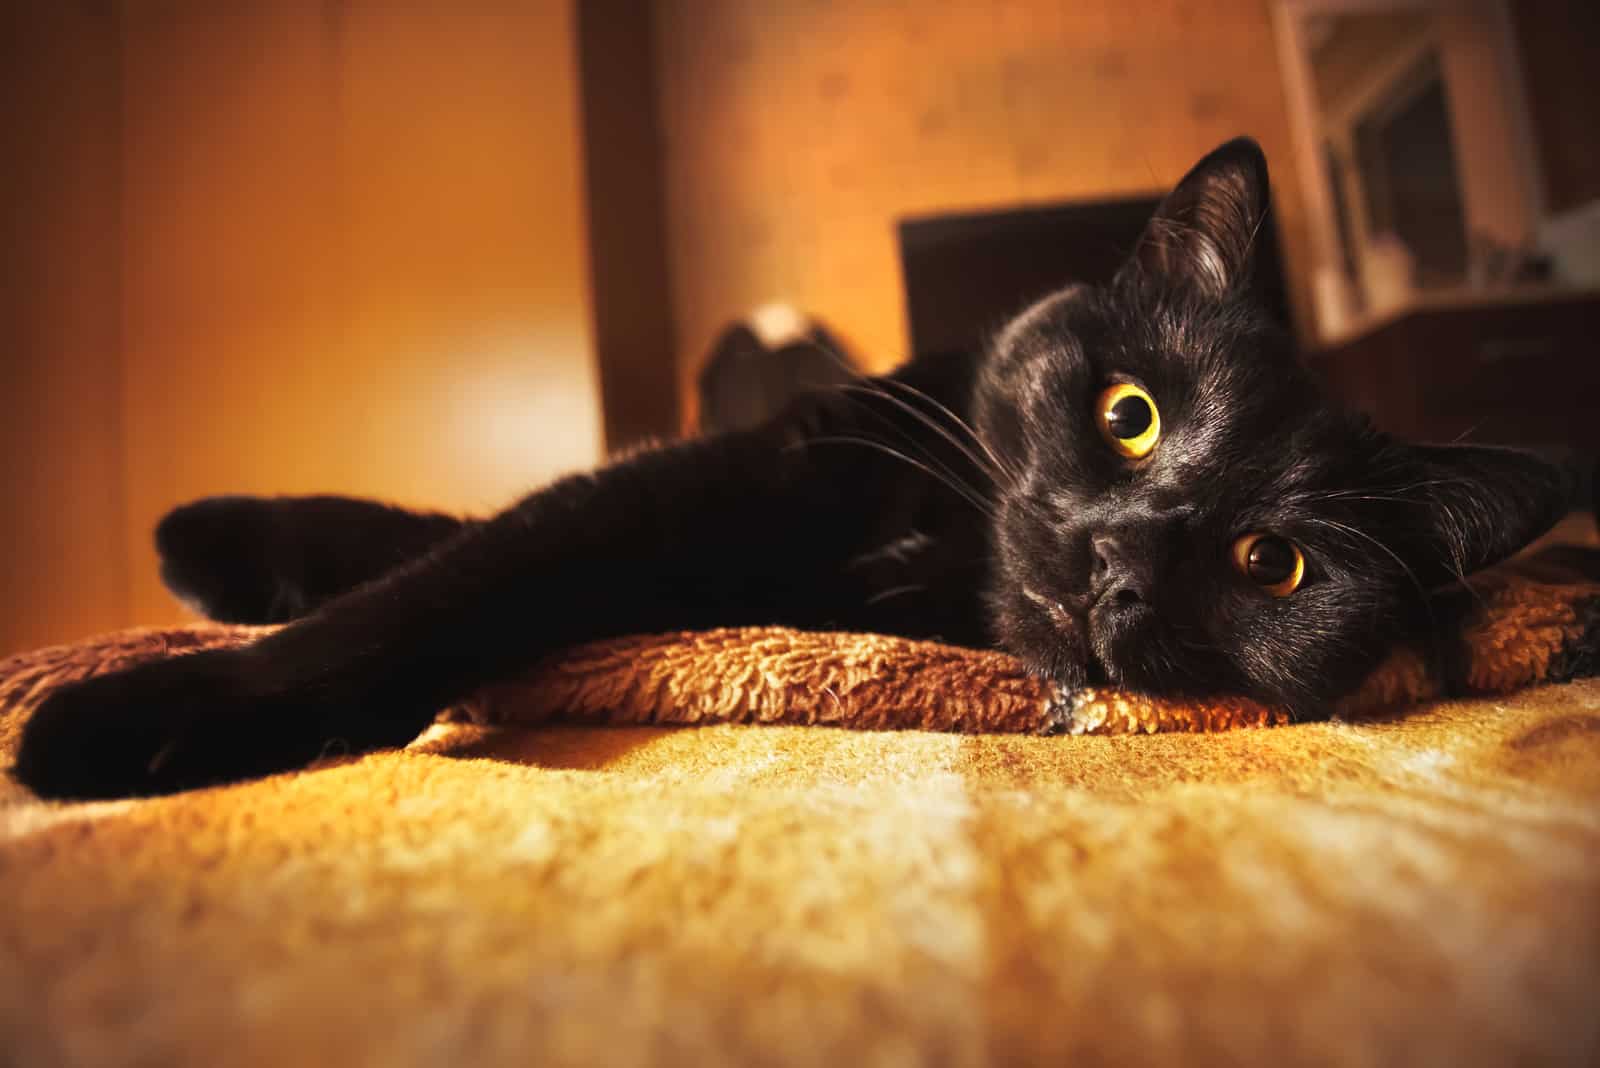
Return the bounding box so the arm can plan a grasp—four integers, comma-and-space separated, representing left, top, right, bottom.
1119, 137, 1269, 301
1389, 443, 1574, 587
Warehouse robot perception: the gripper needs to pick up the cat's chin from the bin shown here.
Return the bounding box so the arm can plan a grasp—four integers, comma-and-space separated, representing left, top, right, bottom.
1088, 600, 1157, 685
1006, 584, 1223, 696
1080, 657, 1111, 687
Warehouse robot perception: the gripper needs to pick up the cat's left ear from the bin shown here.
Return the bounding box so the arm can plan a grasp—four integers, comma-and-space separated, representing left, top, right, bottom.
1120, 137, 1269, 301
1389, 443, 1574, 587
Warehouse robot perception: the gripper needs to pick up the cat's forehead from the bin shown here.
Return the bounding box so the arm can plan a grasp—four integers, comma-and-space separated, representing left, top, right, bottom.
1155, 412, 1374, 514
999, 284, 1288, 379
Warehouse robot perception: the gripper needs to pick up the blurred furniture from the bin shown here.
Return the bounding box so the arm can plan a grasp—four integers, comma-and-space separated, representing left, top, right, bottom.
898, 195, 1292, 358
697, 306, 858, 434
1310, 288, 1600, 450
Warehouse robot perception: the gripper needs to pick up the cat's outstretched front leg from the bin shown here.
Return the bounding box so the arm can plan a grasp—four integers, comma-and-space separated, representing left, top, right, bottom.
11, 643, 430, 798
15, 383, 966, 799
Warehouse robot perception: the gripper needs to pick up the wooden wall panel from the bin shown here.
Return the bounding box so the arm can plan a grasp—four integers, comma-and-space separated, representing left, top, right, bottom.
117, 1, 601, 626
333, 1, 601, 505
0, 6, 128, 655
650, 0, 1311, 423
577, 0, 681, 451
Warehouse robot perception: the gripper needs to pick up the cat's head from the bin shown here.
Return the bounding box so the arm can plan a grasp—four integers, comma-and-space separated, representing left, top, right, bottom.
977, 137, 1570, 714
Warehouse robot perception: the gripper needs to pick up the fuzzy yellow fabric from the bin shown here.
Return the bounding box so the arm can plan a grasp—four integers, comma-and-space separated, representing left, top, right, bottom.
2, 541, 1599, 1065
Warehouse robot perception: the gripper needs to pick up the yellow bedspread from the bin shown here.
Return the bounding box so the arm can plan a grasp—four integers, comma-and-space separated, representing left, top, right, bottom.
2, 535, 1598, 1066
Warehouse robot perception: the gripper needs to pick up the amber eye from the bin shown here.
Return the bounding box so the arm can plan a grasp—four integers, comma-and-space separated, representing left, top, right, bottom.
1231, 534, 1305, 597
1094, 382, 1160, 459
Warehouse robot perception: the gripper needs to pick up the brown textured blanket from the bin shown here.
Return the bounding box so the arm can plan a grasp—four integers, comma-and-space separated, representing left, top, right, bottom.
2, 536, 1599, 1065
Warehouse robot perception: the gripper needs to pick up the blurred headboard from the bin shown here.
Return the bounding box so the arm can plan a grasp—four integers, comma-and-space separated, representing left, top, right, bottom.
897, 194, 1290, 357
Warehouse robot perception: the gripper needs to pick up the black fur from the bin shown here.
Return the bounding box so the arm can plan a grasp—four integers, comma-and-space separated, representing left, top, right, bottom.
13, 138, 1571, 798
155, 495, 467, 623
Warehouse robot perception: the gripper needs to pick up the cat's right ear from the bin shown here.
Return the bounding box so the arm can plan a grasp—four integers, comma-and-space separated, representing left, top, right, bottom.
1118, 137, 1269, 301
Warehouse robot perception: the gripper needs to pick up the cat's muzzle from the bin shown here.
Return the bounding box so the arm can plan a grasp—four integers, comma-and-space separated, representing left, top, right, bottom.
1087, 597, 1158, 685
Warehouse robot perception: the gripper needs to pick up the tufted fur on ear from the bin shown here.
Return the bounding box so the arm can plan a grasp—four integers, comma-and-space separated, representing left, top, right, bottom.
1119, 137, 1270, 301
1384, 443, 1574, 590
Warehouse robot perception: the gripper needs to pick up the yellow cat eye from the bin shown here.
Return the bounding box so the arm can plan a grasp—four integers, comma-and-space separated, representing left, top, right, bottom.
1095, 382, 1161, 459
1231, 533, 1305, 597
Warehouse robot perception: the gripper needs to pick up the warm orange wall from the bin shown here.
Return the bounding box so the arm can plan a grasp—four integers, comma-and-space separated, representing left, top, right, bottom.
2, 2, 601, 650
119, 1, 601, 625
0, 6, 129, 655
651, 0, 1311, 422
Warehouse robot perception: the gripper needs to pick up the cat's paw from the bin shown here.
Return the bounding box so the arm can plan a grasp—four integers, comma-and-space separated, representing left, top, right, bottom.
13, 650, 358, 799
1039, 683, 1083, 735
156, 496, 308, 623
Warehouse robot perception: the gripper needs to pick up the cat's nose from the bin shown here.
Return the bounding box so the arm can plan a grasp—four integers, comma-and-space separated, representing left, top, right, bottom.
1089, 533, 1152, 605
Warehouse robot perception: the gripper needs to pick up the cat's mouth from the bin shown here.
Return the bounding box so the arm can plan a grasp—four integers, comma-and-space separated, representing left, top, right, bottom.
1020, 586, 1109, 684
1087, 599, 1157, 684
1022, 585, 1157, 686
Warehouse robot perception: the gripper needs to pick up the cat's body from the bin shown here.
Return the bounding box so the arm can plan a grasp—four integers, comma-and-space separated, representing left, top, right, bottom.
13, 139, 1571, 799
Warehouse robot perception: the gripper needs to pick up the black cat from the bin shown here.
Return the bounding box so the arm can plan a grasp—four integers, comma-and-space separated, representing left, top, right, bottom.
13, 138, 1569, 799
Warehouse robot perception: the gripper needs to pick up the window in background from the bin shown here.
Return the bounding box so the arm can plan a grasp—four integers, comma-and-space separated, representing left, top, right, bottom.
1274, 0, 1593, 343
1352, 54, 1468, 291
